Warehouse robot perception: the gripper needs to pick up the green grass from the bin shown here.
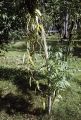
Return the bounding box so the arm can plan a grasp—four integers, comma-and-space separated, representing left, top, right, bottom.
0, 67, 45, 120
0, 44, 47, 120
47, 34, 60, 41
0, 42, 81, 120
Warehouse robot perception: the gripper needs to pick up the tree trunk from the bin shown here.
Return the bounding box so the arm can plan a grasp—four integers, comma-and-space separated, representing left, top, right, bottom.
63, 13, 69, 38
48, 80, 52, 115
41, 27, 52, 115
48, 94, 52, 114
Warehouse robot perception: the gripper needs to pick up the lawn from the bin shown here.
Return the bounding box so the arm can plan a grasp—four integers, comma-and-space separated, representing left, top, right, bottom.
0, 41, 81, 120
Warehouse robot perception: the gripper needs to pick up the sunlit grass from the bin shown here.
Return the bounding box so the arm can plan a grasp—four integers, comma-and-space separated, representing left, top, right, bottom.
0, 41, 81, 120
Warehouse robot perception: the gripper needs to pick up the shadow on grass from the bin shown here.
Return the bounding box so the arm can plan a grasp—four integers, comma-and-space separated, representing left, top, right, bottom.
0, 67, 47, 116
73, 47, 81, 58
0, 67, 47, 94
0, 93, 32, 115
0, 92, 47, 116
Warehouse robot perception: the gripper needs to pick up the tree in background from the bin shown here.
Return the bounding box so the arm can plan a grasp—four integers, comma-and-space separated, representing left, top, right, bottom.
41, 0, 81, 39
0, 0, 38, 45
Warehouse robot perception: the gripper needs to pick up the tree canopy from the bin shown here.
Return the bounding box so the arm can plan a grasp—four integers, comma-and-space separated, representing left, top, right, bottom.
0, 0, 38, 44
1, 0, 81, 45
41, 0, 81, 39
